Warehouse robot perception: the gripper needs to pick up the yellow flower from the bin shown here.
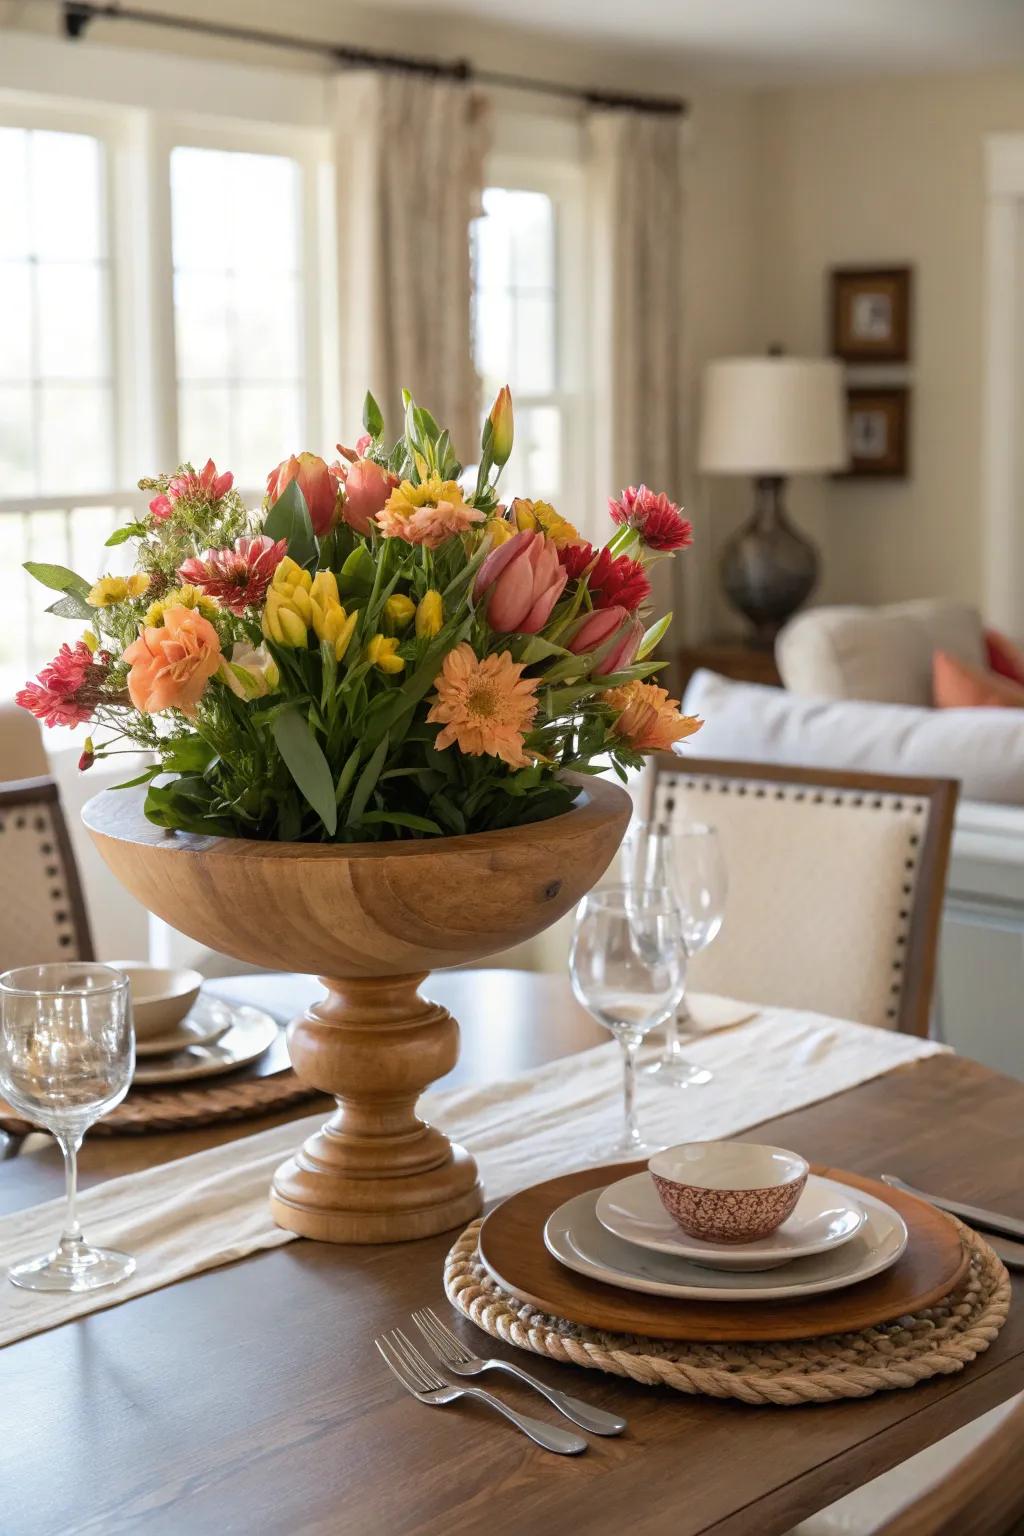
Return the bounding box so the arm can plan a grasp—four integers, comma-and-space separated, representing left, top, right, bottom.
143, 584, 219, 628
307, 570, 358, 660
81, 630, 99, 653
364, 633, 405, 674
484, 516, 516, 548
427, 643, 539, 768
383, 593, 416, 632
87, 572, 150, 607
486, 385, 514, 466
510, 498, 580, 549
383, 477, 464, 520
262, 557, 313, 648
377, 477, 483, 548
415, 590, 444, 639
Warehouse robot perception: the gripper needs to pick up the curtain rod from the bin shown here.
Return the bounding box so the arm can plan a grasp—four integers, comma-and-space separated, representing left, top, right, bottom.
60, 1, 688, 117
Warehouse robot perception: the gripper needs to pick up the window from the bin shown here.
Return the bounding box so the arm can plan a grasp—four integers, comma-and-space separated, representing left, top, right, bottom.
170, 145, 307, 488
0, 126, 116, 496
472, 164, 589, 531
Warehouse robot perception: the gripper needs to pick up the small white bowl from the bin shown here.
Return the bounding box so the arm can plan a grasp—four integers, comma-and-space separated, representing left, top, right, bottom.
648, 1141, 809, 1244
109, 962, 202, 1042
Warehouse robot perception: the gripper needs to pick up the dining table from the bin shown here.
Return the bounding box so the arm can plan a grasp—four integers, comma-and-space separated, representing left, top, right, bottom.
2, 968, 1023, 1536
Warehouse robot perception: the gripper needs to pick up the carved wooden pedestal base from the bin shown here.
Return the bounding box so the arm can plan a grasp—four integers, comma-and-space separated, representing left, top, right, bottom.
269, 974, 483, 1244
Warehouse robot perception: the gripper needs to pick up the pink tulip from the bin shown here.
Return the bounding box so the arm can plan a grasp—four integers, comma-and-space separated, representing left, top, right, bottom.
339, 458, 399, 536
266, 453, 340, 538
567, 607, 643, 674
473, 528, 567, 634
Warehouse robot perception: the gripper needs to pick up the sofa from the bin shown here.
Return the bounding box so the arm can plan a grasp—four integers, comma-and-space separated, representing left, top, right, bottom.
681, 599, 1024, 1075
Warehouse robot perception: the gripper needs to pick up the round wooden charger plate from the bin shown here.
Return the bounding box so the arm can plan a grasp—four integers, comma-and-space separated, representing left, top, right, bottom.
477, 1162, 969, 1342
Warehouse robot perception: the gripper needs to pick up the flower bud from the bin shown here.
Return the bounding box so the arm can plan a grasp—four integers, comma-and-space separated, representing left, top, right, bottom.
364, 633, 405, 674
266, 453, 341, 537
415, 590, 444, 639
383, 594, 416, 632
486, 385, 514, 467
78, 737, 95, 771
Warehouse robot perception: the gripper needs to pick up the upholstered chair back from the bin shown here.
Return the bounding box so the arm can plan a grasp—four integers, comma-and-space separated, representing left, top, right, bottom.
646, 756, 957, 1035
0, 778, 94, 973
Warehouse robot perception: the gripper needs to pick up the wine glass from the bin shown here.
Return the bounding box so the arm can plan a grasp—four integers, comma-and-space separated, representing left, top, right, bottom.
569, 886, 686, 1159
0, 963, 136, 1292
622, 821, 727, 1086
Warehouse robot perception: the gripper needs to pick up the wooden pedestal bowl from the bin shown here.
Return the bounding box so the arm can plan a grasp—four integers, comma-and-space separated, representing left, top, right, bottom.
84, 778, 631, 1244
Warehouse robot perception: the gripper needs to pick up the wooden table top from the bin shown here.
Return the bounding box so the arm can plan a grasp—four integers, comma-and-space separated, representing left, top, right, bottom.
2, 971, 1022, 1536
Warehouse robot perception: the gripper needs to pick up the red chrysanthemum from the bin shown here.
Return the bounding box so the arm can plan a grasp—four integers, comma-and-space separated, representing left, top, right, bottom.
16, 642, 106, 729
178, 535, 287, 615
557, 541, 651, 612
609, 485, 694, 552
168, 457, 234, 505
586, 548, 651, 613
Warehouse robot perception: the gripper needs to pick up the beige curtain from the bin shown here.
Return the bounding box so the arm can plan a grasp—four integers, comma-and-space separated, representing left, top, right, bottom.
336, 70, 490, 449
587, 108, 687, 619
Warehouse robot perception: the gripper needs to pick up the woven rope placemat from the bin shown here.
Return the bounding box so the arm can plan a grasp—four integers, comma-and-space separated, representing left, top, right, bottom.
444, 1219, 1011, 1406
0, 1074, 329, 1136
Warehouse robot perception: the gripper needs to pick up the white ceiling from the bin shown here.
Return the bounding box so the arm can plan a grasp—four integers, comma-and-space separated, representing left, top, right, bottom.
377, 0, 1024, 84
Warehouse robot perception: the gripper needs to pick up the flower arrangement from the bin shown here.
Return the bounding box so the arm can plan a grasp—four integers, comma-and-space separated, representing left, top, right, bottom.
18, 389, 701, 842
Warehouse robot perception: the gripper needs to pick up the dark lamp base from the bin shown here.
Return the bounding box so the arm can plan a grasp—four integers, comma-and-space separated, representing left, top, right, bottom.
719, 476, 819, 645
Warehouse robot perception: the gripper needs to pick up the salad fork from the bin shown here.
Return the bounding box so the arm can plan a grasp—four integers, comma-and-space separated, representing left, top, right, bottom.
375, 1328, 587, 1455
412, 1306, 626, 1435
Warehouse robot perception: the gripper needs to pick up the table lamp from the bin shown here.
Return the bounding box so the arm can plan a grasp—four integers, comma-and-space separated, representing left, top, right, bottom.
698, 355, 847, 644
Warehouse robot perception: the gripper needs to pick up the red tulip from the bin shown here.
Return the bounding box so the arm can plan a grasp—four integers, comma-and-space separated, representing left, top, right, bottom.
473, 528, 567, 634
266, 453, 340, 538
339, 457, 399, 536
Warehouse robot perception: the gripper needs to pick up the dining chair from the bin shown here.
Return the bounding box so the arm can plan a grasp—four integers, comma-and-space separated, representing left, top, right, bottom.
0, 776, 95, 972
642, 755, 958, 1035
0, 701, 49, 783
872, 1393, 1024, 1535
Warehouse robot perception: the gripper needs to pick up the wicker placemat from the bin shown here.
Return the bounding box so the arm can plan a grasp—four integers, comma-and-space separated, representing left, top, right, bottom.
0, 1073, 328, 1136
443, 1219, 1011, 1406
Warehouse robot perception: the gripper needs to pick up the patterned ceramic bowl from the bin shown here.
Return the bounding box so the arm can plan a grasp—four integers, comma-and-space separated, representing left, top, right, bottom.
648, 1142, 809, 1244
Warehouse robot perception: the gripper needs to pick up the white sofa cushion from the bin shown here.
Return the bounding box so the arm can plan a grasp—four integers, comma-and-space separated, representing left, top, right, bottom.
682, 669, 1024, 806
776, 599, 985, 705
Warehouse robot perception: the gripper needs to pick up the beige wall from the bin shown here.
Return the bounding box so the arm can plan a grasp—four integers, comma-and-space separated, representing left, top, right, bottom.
727, 68, 1024, 619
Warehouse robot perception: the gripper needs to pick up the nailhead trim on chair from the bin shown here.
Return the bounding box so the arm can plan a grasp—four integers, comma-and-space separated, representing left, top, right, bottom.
0, 802, 80, 959
654, 773, 926, 1027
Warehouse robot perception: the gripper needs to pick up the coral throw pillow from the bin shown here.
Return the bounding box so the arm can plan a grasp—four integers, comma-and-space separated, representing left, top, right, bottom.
933, 650, 1024, 709
985, 627, 1024, 685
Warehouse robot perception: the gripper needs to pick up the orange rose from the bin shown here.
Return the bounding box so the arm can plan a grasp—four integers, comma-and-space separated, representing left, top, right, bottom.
123, 605, 222, 717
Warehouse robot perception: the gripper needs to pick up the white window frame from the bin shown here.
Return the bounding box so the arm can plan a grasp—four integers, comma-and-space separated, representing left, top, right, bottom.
983, 133, 1024, 633
484, 118, 592, 535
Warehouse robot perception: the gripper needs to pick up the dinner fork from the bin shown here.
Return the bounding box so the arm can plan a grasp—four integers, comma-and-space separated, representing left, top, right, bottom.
413, 1306, 626, 1436
375, 1328, 587, 1455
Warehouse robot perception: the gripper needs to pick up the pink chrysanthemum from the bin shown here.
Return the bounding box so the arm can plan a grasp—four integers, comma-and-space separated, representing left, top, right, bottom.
609, 485, 693, 553
16, 642, 106, 729
168, 458, 234, 505
178, 534, 287, 615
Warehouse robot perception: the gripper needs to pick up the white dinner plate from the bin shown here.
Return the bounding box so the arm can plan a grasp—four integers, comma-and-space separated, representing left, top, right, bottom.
132, 1005, 279, 1084
596, 1171, 866, 1271
134, 995, 236, 1058
541, 1181, 907, 1302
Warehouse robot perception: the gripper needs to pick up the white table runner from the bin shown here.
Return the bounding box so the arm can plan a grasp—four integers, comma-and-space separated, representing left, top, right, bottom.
0, 1005, 945, 1349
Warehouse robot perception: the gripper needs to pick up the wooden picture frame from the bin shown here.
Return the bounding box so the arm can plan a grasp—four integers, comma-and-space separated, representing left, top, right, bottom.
831, 266, 912, 362
837, 386, 911, 479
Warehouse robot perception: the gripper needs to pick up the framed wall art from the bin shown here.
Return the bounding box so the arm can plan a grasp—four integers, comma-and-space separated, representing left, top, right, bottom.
837, 386, 911, 479
830, 266, 913, 363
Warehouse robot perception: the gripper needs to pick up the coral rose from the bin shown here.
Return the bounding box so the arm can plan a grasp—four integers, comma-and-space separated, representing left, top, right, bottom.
123, 606, 222, 717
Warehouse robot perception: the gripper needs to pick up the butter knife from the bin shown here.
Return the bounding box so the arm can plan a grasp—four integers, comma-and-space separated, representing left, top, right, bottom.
881, 1174, 1024, 1243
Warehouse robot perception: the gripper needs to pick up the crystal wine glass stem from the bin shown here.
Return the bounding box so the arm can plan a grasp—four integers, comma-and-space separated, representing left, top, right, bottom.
619, 1033, 643, 1146
55, 1132, 84, 1251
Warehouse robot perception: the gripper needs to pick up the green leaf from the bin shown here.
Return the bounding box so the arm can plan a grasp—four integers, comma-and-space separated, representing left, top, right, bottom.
46, 591, 94, 621
637, 611, 672, 661
358, 810, 442, 836
162, 735, 217, 774
263, 480, 317, 570
105, 522, 147, 547
270, 706, 337, 835
334, 743, 362, 805
337, 544, 375, 602
362, 390, 384, 439
112, 767, 162, 790
347, 732, 389, 826
24, 561, 90, 597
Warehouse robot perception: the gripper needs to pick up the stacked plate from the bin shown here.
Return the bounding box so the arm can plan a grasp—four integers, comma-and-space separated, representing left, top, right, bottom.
118, 964, 280, 1086
543, 1166, 910, 1303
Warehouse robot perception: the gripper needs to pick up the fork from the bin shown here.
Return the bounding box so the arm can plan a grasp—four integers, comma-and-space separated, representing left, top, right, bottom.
413, 1306, 626, 1436
375, 1328, 587, 1455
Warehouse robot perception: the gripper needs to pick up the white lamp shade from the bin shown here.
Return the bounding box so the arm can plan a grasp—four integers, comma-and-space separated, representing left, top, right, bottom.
698, 357, 847, 476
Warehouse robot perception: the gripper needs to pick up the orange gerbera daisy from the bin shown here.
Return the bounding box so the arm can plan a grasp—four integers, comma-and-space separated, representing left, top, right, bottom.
427, 643, 540, 768
602, 680, 703, 753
